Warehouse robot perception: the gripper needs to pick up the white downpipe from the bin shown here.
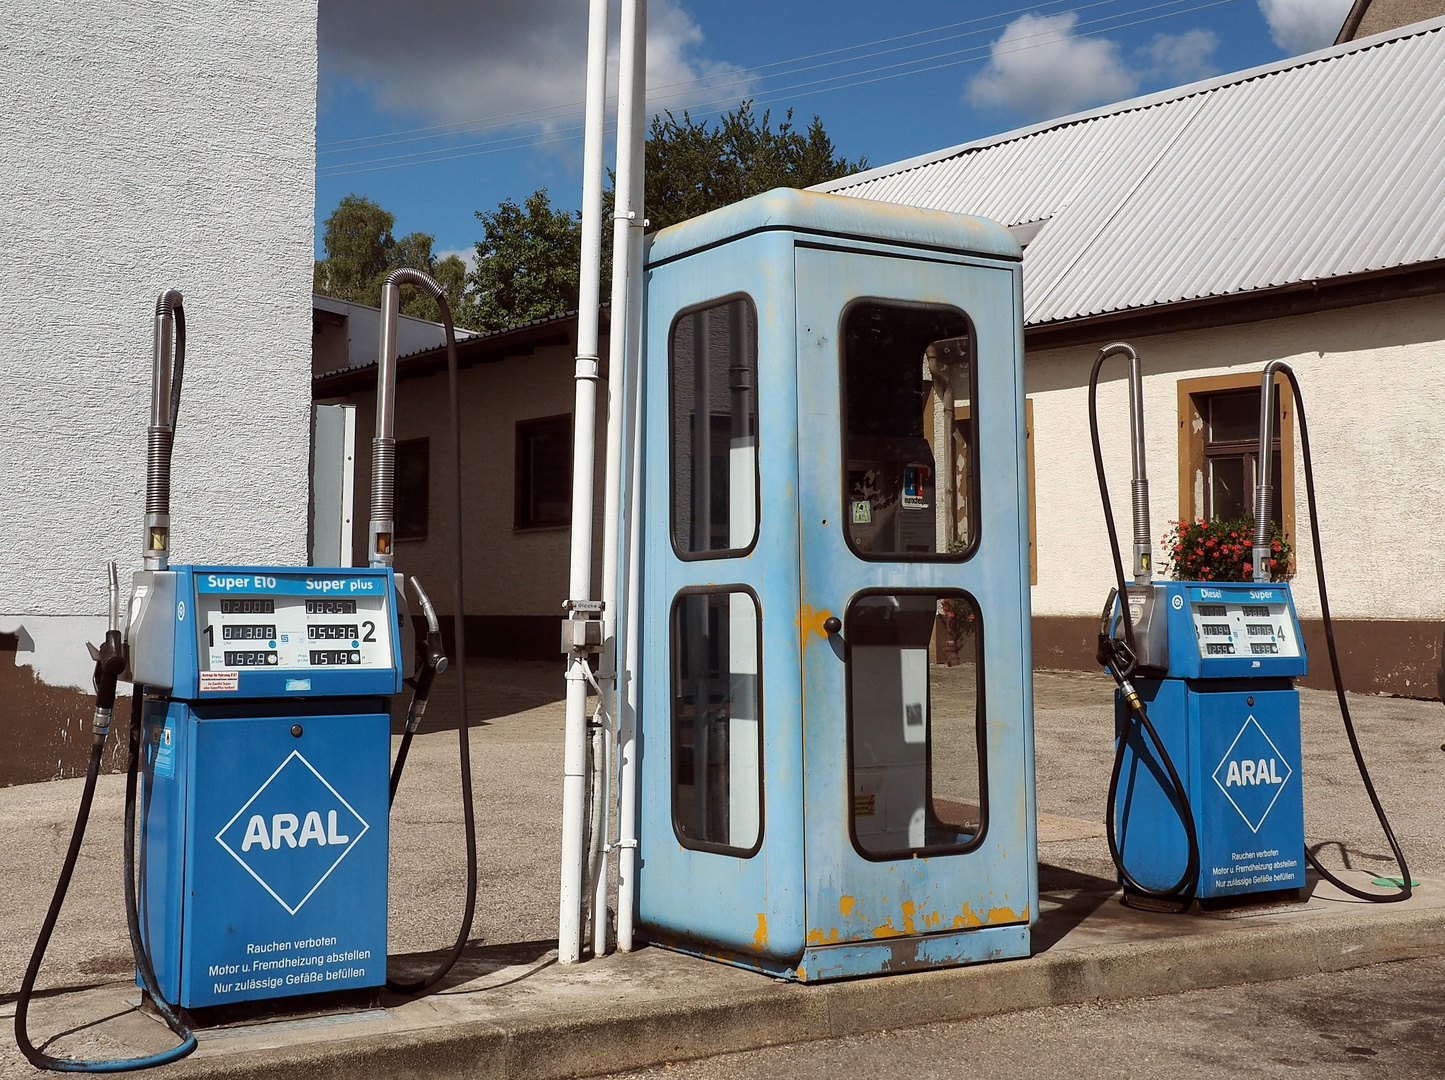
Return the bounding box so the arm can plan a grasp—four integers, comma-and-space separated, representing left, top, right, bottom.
614, 0, 648, 953
559, 0, 612, 967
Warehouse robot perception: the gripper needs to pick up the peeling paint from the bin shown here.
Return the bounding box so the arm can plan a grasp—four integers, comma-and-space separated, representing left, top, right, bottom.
752, 912, 768, 951
901, 900, 918, 934
839, 895, 855, 916
807, 927, 841, 945
871, 918, 906, 939
796, 603, 833, 642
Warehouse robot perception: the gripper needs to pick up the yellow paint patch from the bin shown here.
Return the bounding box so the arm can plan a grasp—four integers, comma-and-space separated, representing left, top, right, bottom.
952, 905, 984, 929
925, 910, 942, 929
807, 927, 841, 945
797, 604, 833, 642
901, 900, 918, 934
987, 903, 1028, 925
872, 918, 906, 939
753, 913, 768, 951
839, 895, 856, 916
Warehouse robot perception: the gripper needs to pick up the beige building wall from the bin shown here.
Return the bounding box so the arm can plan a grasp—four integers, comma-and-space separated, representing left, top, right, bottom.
1027, 293, 1445, 695
325, 342, 607, 656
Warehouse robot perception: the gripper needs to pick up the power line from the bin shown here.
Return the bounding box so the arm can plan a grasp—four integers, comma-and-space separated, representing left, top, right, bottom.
319, 0, 1240, 178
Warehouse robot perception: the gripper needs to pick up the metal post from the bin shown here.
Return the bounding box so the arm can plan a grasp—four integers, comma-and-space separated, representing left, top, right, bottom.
614, 0, 648, 951
1253, 362, 1286, 582
559, 0, 612, 965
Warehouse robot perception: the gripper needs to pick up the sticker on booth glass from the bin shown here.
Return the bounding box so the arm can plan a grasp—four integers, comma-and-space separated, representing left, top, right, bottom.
902, 464, 929, 510
851, 500, 872, 525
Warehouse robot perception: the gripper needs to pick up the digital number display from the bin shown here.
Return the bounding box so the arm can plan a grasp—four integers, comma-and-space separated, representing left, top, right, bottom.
308, 624, 359, 641
1251, 642, 1280, 654
1197, 604, 1227, 617
310, 650, 361, 666
221, 598, 274, 615
1247, 624, 1275, 637
306, 599, 358, 615
1242, 605, 1271, 617
223, 624, 276, 641
1205, 643, 1236, 655
224, 650, 278, 667
1202, 623, 1232, 637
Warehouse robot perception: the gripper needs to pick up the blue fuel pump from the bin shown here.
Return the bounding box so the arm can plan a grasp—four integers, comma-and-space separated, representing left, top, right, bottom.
16, 276, 476, 1071
1090, 346, 1412, 910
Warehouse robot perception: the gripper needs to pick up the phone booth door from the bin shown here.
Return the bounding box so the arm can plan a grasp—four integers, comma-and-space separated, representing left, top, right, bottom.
793, 243, 1037, 978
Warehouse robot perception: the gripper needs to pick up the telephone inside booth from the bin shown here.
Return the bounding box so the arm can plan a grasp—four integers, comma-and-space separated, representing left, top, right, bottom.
635, 189, 1036, 982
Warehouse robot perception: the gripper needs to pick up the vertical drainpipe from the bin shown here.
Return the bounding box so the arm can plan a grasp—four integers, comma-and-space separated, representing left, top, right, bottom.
613, 0, 648, 955
559, 0, 613, 966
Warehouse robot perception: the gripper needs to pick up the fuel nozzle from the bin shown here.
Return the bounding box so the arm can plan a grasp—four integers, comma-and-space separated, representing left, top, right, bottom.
1095, 588, 1143, 710
402, 577, 449, 735
88, 562, 128, 744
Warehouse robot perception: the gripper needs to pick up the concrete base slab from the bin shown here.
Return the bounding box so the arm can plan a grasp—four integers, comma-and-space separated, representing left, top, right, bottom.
5, 870, 1442, 1080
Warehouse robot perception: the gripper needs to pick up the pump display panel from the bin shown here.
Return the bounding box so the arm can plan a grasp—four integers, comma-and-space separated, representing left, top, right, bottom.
195, 574, 393, 673
1189, 593, 1299, 660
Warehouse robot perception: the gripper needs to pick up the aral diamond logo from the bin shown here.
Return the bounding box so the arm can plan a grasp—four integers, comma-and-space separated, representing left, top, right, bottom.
215, 751, 368, 914
1212, 715, 1293, 833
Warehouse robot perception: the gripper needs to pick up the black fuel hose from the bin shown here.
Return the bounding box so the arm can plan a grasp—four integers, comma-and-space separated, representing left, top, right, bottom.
384, 293, 477, 993
1279, 366, 1412, 902
14, 691, 197, 1072
1089, 350, 1201, 908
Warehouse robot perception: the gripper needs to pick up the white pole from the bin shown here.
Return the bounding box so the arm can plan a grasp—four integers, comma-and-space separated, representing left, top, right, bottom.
615, 0, 648, 953
559, 0, 612, 966
595, 0, 647, 958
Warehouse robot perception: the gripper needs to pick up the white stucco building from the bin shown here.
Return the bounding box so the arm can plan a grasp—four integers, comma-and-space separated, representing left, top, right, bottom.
1, 2, 318, 782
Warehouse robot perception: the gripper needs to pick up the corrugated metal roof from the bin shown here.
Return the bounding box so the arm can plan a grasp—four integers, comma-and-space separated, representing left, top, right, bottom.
817, 17, 1445, 327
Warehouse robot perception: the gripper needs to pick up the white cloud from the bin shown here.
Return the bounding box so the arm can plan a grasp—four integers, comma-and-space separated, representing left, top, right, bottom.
1140, 29, 1219, 84
1258, 0, 1354, 54
320, 0, 752, 131
965, 13, 1138, 123
436, 247, 476, 272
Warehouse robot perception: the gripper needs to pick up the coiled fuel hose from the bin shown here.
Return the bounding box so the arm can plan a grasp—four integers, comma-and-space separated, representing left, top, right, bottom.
1276, 363, 1412, 902
381, 289, 478, 993
1088, 349, 1201, 908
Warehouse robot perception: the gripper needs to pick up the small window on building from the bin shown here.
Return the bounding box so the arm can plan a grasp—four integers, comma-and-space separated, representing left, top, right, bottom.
670, 296, 759, 558
1177, 374, 1293, 542
671, 588, 762, 856
395, 438, 429, 541
848, 590, 986, 860
515, 415, 572, 530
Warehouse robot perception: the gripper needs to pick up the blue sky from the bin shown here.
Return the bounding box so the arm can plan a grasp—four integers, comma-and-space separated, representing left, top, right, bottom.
316, 0, 1355, 263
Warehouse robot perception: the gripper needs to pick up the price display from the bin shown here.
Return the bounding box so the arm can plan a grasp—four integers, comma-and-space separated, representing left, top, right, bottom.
310, 650, 362, 666
224, 651, 278, 667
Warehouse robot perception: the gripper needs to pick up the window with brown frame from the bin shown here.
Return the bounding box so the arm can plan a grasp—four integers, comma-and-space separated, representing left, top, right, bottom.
1177, 373, 1294, 544
394, 437, 429, 541
515, 414, 572, 530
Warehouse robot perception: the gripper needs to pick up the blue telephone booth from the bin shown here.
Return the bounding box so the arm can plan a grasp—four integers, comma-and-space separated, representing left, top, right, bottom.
634, 190, 1037, 981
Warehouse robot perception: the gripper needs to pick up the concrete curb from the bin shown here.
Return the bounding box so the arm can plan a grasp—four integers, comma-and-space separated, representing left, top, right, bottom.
153, 895, 1445, 1080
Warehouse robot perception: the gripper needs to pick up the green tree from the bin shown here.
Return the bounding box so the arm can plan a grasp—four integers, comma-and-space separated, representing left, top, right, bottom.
462, 187, 583, 334
313, 194, 468, 326
640, 101, 867, 233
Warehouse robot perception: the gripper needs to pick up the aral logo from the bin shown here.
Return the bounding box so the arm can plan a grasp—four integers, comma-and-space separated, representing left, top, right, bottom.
1212, 715, 1293, 833
215, 751, 368, 914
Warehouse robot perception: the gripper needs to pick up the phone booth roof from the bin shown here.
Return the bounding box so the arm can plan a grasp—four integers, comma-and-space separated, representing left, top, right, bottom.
644, 188, 1021, 267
